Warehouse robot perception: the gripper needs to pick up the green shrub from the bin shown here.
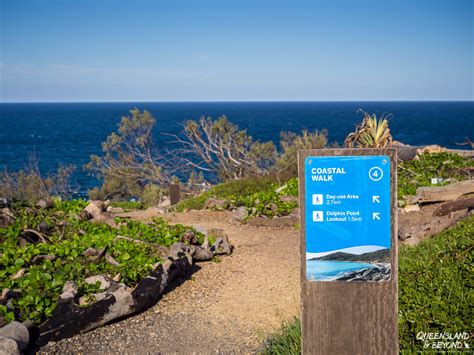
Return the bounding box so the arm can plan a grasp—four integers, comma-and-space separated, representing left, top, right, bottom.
85, 109, 169, 201
175, 176, 298, 220
175, 176, 278, 212
277, 130, 328, 179
398, 152, 473, 198
139, 183, 165, 207
231, 189, 297, 219
0, 161, 77, 202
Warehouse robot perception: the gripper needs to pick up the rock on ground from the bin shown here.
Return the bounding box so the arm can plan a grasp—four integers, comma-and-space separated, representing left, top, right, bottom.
0, 321, 29, 353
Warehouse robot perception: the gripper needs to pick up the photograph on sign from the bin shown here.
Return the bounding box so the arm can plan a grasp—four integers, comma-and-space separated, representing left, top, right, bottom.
305, 155, 391, 282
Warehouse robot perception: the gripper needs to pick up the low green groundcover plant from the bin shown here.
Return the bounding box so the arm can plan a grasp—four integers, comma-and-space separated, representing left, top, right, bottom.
0, 199, 204, 325
263, 216, 474, 353
175, 177, 299, 220
398, 215, 473, 351
175, 176, 280, 212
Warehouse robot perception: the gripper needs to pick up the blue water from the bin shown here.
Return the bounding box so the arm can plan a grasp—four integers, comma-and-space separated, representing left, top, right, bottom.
0, 101, 472, 193
306, 259, 375, 281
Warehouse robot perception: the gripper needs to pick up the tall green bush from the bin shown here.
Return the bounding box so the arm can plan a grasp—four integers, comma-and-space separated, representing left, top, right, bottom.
86, 109, 168, 200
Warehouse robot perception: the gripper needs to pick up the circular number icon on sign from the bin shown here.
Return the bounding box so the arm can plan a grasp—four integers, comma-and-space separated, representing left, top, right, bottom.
368, 167, 383, 181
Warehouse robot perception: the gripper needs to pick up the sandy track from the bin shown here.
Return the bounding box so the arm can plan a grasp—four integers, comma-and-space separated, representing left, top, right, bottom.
41, 210, 300, 354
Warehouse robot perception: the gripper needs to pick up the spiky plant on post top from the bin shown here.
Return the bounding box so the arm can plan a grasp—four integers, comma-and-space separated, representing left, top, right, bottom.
344, 109, 393, 148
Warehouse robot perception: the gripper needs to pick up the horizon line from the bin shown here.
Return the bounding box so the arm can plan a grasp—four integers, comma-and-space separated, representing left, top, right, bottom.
1, 99, 473, 104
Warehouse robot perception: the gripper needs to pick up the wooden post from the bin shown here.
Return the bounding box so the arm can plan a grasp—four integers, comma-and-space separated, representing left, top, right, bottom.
169, 184, 180, 205
298, 148, 398, 355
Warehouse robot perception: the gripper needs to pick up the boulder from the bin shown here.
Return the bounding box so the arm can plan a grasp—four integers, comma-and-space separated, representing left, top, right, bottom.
19, 229, 47, 244
0, 208, 13, 228
39, 282, 135, 347
79, 210, 92, 221
30, 255, 56, 265
415, 145, 446, 157
267, 202, 278, 213
0, 337, 20, 354
407, 180, 474, 204
279, 195, 299, 203
106, 206, 124, 213
401, 204, 421, 214
79, 292, 108, 307
84, 201, 106, 218
204, 198, 226, 210
59, 281, 78, 301
159, 196, 171, 208
391, 141, 421, 161
232, 206, 248, 221
290, 207, 300, 218
36, 199, 53, 209
83, 201, 116, 227
84, 275, 111, 291
38, 221, 53, 234
105, 253, 120, 267
0, 321, 30, 351
180, 230, 199, 245
82, 247, 103, 258
9, 269, 25, 280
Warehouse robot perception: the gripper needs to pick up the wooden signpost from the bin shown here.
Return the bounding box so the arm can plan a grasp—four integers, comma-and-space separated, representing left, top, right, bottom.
169, 184, 181, 205
298, 149, 398, 355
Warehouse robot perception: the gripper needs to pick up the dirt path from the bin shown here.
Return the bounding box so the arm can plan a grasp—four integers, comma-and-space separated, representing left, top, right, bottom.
41, 210, 300, 354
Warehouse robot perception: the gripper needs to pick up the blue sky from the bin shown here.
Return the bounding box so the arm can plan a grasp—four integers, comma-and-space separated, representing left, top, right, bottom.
1, 0, 472, 102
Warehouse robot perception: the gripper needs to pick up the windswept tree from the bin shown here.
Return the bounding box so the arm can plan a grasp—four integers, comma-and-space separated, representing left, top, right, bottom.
344, 109, 393, 148
456, 138, 474, 150
86, 109, 169, 200
0, 153, 77, 202
277, 129, 329, 179
170, 116, 277, 181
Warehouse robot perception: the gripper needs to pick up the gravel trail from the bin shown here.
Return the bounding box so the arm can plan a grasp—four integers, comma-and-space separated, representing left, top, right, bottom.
40, 210, 300, 354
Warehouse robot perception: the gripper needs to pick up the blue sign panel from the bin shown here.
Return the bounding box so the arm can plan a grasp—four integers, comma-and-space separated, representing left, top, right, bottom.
305, 156, 391, 282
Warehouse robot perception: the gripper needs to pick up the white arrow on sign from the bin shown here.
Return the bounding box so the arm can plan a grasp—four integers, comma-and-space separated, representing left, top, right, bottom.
372, 195, 380, 203
372, 212, 380, 220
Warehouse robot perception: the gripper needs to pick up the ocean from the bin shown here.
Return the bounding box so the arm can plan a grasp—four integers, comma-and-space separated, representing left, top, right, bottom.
0, 101, 472, 194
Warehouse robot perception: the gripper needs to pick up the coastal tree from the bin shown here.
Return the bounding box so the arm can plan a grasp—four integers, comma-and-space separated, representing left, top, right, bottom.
277, 129, 329, 180
169, 116, 278, 181
344, 109, 393, 148
456, 138, 474, 150
85, 109, 169, 201
0, 153, 77, 202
